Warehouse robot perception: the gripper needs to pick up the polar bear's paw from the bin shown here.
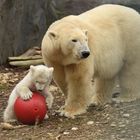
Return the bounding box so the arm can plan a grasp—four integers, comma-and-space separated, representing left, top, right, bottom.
4, 118, 17, 123
19, 91, 33, 100
59, 104, 86, 119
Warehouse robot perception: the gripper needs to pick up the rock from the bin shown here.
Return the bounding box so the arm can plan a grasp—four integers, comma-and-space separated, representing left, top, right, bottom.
123, 113, 130, 118
71, 127, 78, 131
87, 121, 94, 125
63, 131, 70, 135
121, 130, 126, 134
110, 123, 116, 127
119, 124, 126, 128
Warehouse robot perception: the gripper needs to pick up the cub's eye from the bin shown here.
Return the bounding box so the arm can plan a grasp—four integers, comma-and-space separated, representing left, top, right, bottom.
71, 39, 78, 43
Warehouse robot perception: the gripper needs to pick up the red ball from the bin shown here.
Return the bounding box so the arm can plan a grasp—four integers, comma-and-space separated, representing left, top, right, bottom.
14, 92, 47, 125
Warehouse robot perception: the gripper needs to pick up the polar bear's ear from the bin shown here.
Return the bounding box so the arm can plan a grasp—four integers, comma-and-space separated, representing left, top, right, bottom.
30, 65, 35, 73
83, 29, 88, 35
48, 31, 58, 39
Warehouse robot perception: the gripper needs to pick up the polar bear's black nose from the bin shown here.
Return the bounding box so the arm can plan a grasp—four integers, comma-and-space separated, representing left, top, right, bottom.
81, 51, 90, 58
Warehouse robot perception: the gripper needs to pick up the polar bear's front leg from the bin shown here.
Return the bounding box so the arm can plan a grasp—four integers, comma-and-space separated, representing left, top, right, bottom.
53, 64, 67, 95
16, 86, 33, 100
92, 78, 116, 105
3, 90, 18, 122
43, 87, 54, 109
44, 92, 54, 120
60, 65, 93, 118
4, 105, 17, 123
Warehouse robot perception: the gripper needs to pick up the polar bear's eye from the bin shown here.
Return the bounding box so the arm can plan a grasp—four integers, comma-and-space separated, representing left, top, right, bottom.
36, 80, 46, 84
72, 39, 78, 43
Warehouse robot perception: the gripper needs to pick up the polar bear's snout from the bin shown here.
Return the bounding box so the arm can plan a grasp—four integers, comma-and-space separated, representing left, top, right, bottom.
81, 51, 90, 58
79, 45, 90, 58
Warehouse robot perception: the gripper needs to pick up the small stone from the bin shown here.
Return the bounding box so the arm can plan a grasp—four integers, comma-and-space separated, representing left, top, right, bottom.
105, 104, 109, 108
111, 135, 116, 139
126, 120, 129, 124
123, 113, 130, 118
56, 134, 61, 140
110, 123, 116, 127
107, 117, 110, 120
71, 127, 78, 131
63, 131, 70, 135
87, 121, 94, 125
116, 85, 120, 88
5, 68, 9, 71
21, 133, 24, 135
121, 130, 126, 134
119, 124, 126, 128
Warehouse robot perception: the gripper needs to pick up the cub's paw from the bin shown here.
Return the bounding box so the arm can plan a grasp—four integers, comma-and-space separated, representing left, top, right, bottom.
44, 114, 49, 120
46, 96, 54, 109
3, 113, 17, 123
4, 118, 17, 123
19, 91, 33, 100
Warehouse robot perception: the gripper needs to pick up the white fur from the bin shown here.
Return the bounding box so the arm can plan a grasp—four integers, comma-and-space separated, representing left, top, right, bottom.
3, 65, 54, 122
42, 4, 140, 118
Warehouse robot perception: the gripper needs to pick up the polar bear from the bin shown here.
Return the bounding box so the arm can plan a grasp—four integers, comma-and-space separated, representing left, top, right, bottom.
41, 4, 140, 118
4, 65, 54, 122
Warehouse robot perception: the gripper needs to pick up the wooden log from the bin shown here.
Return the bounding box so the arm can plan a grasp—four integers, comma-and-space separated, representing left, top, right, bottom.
9, 59, 44, 67
8, 55, 42, 61
20, 46, 41, 57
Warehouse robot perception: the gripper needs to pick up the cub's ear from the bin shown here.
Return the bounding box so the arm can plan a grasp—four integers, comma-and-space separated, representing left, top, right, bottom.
83, 29, 88, 35
48, 31, 58, 39
30, 65, 35, 73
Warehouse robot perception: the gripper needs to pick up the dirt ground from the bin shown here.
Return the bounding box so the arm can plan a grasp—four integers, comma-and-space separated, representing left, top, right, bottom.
0, 66, 140, 140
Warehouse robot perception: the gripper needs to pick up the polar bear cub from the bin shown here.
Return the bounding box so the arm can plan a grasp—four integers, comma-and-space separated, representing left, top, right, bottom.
3, 65, 54, 123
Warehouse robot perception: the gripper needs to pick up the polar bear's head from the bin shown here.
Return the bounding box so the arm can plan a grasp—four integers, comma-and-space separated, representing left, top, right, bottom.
30, 65, 54, 91
46, 22, 90, 65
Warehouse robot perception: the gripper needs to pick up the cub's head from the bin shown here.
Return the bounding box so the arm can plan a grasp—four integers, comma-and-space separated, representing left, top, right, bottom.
30, 65, 54, 91
45, 22, 90, 65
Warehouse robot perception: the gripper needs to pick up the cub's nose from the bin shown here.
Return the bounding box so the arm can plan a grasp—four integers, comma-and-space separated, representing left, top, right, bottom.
38, 89, 43, 92
81, 51, 90, 58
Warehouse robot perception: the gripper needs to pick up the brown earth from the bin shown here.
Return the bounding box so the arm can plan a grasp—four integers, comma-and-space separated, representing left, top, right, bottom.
0, 66, 140, 140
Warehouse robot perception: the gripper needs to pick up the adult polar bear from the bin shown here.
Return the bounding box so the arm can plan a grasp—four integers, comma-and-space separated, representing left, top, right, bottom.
42, 4, 140, 118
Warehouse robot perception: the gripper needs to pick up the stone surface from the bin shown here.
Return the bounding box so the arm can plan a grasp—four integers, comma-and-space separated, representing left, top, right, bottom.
0, 0, 140, 65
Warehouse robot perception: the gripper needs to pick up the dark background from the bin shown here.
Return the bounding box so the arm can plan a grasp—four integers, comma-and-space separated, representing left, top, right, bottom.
0, 0, 140, 65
